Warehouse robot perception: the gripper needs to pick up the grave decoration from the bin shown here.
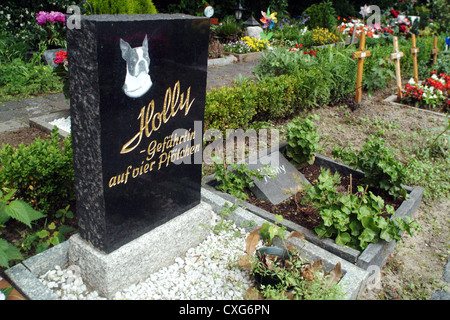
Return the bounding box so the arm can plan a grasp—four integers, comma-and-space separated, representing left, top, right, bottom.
410, 34, 420, 84
390, 36, 404, 100
352, 31, 371, 103
431, 36, 440, 64
67, 14, 209, 254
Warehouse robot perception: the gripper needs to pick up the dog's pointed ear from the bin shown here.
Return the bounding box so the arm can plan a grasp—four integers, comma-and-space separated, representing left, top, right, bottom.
142, 35, 148, 50
120, 38, 131, 58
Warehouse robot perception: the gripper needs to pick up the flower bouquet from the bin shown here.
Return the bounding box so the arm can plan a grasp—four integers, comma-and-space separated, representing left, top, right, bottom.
53, 50, 70, 100
402, 71, 450, 112
36, 11, 67, 48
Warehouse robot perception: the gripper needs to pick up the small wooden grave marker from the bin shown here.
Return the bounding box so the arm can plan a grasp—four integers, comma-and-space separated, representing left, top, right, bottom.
432, 36, 440, 64
390, 36, 404, 99
352, 31, 371, 103
410, 34, 420, 83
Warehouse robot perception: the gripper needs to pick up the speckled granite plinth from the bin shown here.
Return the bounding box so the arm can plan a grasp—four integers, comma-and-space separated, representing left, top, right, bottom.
68, 202, 214, 299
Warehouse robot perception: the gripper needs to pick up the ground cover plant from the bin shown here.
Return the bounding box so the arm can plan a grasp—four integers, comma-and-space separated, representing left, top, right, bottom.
0, 128, 76, 270
239, 216, 344, 300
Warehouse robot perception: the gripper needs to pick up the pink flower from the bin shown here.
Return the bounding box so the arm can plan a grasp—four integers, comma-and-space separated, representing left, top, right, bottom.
36, 11, 65, 25
36, 11, 49, 25
51, 11, 66, 25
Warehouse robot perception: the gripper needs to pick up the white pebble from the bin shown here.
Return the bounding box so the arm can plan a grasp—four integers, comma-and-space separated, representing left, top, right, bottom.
38, 212, 253, 300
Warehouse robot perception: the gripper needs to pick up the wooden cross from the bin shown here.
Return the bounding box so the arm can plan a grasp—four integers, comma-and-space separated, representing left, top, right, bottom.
352, 31, 371, 103
431, 36, 440, 64
410, 34, 420, 83
390, 36, 404, 99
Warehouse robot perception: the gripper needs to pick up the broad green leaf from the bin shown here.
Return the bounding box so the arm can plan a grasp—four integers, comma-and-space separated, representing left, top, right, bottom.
0, 238, 23, 268
36, 229, 50, 239
0, 209, 10, 225
358, 205, 372, 220
314, 224, 328, 238
349, 220, 362, 236
335, 232, 351, 246
3, 200, 45, 228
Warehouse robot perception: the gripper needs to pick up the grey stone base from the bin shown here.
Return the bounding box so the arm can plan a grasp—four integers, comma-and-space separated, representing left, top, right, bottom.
69, 202, 214, 299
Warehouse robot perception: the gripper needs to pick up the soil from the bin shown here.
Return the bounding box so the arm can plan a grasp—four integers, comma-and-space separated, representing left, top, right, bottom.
0, 127, 51, 149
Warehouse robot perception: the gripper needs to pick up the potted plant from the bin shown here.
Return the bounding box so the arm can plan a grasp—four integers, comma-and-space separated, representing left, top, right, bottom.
239, 215, 344, 299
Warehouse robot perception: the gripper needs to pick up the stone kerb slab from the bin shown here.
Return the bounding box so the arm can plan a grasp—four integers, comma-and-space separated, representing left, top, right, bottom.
383, 94, 447, 118
203, 142, 424, 270
200, 188, 369, 300
4, 191, 368, 300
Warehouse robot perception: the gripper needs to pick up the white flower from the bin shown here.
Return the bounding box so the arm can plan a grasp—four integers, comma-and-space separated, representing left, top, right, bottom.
360, 5, 372, 18
408, 78, 416, 84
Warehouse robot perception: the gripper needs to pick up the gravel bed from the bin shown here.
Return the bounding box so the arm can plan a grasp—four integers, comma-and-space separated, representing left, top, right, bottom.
49, 116, 71, 133
39, 214, 257, 300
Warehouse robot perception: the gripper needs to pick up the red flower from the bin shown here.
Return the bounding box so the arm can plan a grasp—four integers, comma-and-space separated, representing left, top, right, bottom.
390, 10, 400, 18
399, 25, 408, 33
53, 50, 67, 65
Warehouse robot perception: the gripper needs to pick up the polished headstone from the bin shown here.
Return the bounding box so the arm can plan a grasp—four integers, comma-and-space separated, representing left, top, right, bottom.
67, 14, 209, 253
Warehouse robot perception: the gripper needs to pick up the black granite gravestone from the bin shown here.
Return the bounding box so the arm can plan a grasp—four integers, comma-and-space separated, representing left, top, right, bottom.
246, 151, 310, 205
67, 14, 209, 253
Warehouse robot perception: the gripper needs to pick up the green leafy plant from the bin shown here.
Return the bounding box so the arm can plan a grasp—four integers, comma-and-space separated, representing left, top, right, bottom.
302, 169, 419, 251
212, 155, 273, 201
33, 221, 75, 254
248, 252, 344, 300
0, 128, 74, 216
0, 53, 62, 101
363, 58, 395, 96
258, 214, 287, 245
240, 217, 343, 300
303, 0, 338, 31
284, 114, 322, 165
0, 189, 45, 268
86, 0, 157, 14
332, 135, 409, 198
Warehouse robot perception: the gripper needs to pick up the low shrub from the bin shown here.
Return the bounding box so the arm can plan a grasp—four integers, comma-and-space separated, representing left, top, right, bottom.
0, 128, 74, 216
284, 114, 322, 165
332, 135, 410, 198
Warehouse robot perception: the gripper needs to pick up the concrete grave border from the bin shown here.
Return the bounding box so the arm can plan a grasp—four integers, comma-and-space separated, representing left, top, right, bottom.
203, 142, 424, 270
4, 188, 368, 300
383, 94, 448, 118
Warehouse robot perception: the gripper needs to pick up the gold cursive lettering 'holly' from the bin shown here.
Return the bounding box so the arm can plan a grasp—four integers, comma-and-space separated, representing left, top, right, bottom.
120, 81, 195, 154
